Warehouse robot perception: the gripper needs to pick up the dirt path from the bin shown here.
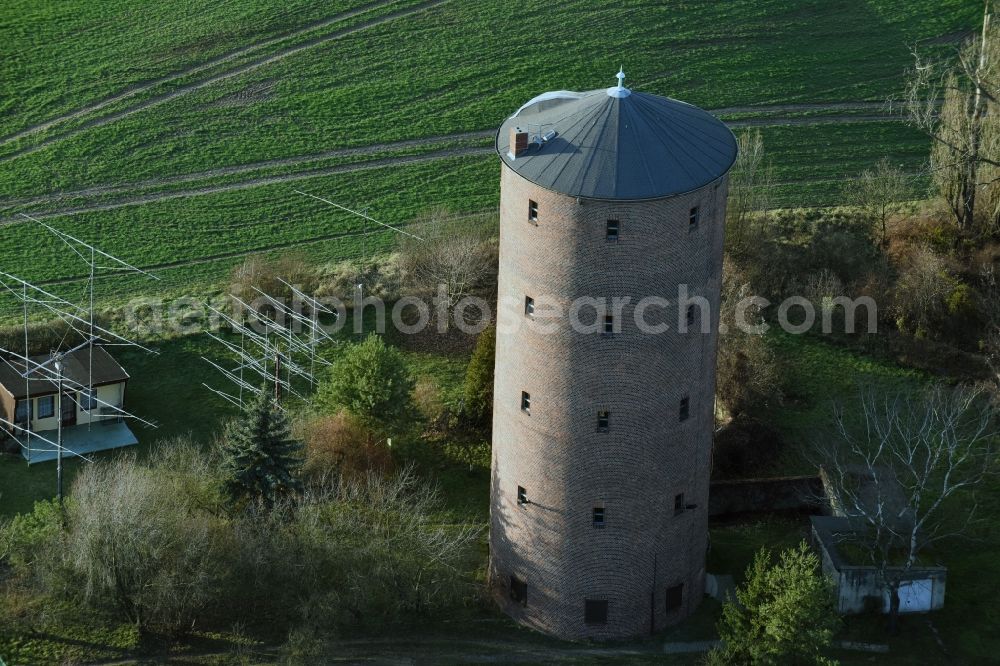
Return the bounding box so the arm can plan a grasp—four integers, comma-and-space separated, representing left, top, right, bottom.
0, 0, 404, 148
0, 0, 452, 164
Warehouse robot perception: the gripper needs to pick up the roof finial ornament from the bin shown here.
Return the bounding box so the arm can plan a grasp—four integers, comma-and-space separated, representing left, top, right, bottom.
607, 65, 631, 98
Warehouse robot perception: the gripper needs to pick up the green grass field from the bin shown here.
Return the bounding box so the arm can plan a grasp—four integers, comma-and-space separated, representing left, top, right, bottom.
0, 0, 981, 312
1, 2, 995, 662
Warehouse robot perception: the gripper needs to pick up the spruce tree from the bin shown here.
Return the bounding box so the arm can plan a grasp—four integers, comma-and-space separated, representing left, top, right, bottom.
220, 390, 303, 507
463, 324, 495, 431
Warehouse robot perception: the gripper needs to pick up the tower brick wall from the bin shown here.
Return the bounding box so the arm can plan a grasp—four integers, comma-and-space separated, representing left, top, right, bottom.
489, 163, 729, 640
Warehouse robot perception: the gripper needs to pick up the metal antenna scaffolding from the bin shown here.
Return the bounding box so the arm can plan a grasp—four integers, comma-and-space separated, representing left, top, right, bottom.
0, 215, 159, 486
202, 287, 334, 409
205, 188, 429, 411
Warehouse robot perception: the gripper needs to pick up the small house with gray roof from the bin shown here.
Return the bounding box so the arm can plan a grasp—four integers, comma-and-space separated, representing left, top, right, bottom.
0, 345, 137, 463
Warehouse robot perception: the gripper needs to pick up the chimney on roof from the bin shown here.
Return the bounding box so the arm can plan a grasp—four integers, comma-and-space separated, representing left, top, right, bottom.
509, 126, 529, 159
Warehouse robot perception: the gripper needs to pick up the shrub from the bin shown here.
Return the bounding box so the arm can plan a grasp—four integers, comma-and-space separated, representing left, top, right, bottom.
317, 333, 415, 430
462, 325, 495, 431
0, 499, 64, 576
228, 253, 317, 317
412, 377, 446, 423
892, 247, 951, 338
717, 258, 783, 416
300, 411, 392, 483
395, 208, 498, 331
2, 445, 480, 639
315, 254, 402, 305
230, 470, 481, 632
65, 451, 232, 632
708, 541, 839, 665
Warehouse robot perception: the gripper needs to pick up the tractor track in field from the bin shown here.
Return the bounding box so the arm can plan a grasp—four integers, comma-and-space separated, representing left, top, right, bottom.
0, 0, 452, 164
0, 0, 405, 148
0, 131, 494, 209
727, 113, 898, 127
0, 107, 903, 215
710, 101, 888, 115
0, 145, 492, 225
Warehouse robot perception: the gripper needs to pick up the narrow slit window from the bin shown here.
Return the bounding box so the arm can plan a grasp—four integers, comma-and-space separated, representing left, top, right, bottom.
686, 304, 697, 328
604, 315, 614, 335
517, 486, 528, 505
521, 391, 531, 414
528, 199, 539, 222
674, 493, 685, 516
593, 507, 605, 528
679, 396, 690, 422
689, 206, 700, 230
666, 584, 684, 612
606, 219, 620, 241
597, 410, 610, 431
510, 575, 527, 606
525, 296, 535, 317
584, 599, 609, 624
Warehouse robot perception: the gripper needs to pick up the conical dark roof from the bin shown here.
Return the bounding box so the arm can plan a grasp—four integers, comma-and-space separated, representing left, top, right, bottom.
496, 84, 738, 201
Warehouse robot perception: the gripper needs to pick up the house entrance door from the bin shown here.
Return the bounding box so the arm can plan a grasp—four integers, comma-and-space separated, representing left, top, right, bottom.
61, 392, 76, 426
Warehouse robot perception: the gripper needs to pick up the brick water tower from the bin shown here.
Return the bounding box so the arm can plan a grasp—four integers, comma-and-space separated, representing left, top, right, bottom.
489, 70, 738, 640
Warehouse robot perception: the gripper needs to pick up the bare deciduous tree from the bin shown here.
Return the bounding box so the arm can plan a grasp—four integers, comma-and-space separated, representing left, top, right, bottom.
716, 257, 782, 417
817, 384, 997, 633
902, 4, 1000, 230
891, 246, 951, 337
981, 265, 1000, 390
396, 208, 498, 330
726, 129, 773, 255
847, 157, 910, 248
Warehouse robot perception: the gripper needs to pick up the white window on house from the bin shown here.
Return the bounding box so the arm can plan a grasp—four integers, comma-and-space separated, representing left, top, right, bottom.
525, 296, 535, 317
37, 395, 55, 419
689, 206, 700, 230
528, 199, 539, 222
15, 399, 31, 425
79, 388, 97, 411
